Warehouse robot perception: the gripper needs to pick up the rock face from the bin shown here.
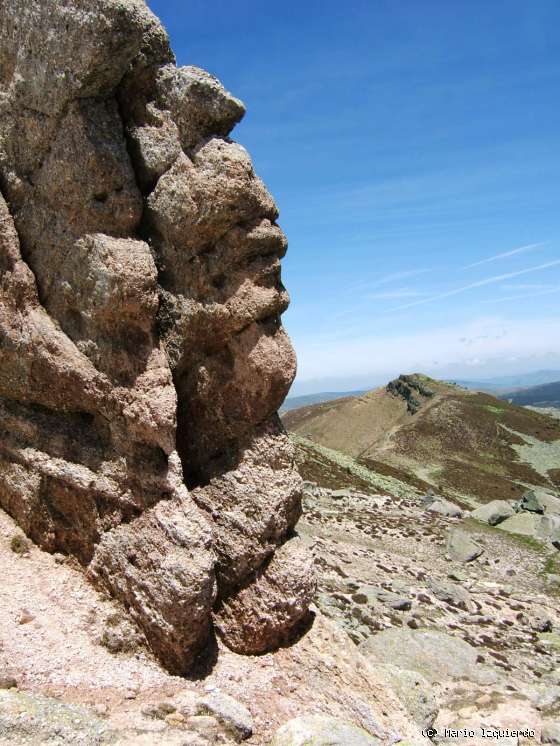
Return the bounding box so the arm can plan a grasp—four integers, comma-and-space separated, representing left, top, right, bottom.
0, 0, 313, 672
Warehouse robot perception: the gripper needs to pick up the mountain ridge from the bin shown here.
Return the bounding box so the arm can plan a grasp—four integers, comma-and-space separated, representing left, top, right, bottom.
283, 373, 560, 506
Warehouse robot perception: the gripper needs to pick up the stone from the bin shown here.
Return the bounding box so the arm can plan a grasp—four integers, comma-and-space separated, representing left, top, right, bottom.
542, 722, 560, 745
378, 665, 438, 731
447, 529, 483, 562
270, 715, 381, 746
531, 614, 553, 633
447, 569, 468, 581
537, 515, 560, 547
470, 500, 514, 526
0, 675, 17, 690
497, 513, 544, 539
514, 490, 545, 514
536, 491, 560, 515
427, 578, 474, 611
214, 537, 316, 654
428, 499, 463, 518
0, 0, 313, 672
360, 628, 499, 685
197, 691, 253, 742
376, 590, 412, 611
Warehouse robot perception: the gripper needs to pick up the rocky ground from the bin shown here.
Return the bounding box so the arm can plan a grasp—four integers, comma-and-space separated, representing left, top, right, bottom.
0, 507, 428, 745
296, 435, 560, 744
2, 434, 560, 744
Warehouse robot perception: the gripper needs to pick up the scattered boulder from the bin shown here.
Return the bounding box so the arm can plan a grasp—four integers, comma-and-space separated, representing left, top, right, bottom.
270, 715, 381, 746
360, 628, 498, 685
0, 675, 17, 690
534, 490, 560, 515
497, 512, 544, 539
542, 722, 560, 745
376, 590, 412, 611
197, 691, 253, 742
470, 500, 514, 526
427, 578, 474, 611
446, 529, 483, 562
514, 490, 545, 514
378, 665, 438, 731
428, 499, 463, 518
537, 515, 560, 548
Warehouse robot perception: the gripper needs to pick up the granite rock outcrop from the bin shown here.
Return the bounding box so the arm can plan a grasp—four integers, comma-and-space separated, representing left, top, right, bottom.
0, 0, 313, 672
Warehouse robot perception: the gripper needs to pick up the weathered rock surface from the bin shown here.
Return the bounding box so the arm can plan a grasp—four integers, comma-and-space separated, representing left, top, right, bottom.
270, 715, 381, 746
446, 528, 483, 562
377, 665, 438, 731
0, 0, 313, 671
361, 628, 498, 685
470, 500, 514, 526
428, 498, 463, 518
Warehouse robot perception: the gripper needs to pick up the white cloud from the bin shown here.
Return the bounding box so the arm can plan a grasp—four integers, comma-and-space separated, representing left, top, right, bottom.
390, 259, 560, 312
464, 242, 544, 269
368, 289, 427, 300
293, 315, 560, 383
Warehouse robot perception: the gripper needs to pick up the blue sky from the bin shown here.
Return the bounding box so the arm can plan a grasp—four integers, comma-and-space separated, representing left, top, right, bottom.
148, 0, 560, 394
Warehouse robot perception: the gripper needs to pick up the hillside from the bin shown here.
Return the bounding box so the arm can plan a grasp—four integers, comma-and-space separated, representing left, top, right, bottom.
283, 373, 560, 506
280, 389, 368, 412
501, 380, 560, 407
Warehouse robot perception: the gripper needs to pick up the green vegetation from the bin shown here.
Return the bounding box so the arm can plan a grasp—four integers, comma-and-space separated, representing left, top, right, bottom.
544, 556, 560, 576
10, 533, 30, 555
291, 433, 422, 498
482, 404, 506, 416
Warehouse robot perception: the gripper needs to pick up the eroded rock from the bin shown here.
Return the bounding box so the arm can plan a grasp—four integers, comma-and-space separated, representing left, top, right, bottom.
0, 0, 312, 672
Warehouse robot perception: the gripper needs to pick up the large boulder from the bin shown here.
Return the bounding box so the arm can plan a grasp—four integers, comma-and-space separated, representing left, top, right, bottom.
360, 628, 498, 685
377, 665, 438, 731
470, 500, 514, 526
427, 499, 463, 518
270, 716, 381, 746
497, 513, 545, 539
542, 722, 560, 745
514, 489, 545, 514
0, 0, 313, 671
446, 528, 483, 562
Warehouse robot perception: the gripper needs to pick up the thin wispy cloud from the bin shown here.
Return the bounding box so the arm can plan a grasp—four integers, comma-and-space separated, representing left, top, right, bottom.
500, 283, 554, 291
482, 285, 560, 304
369, 289, 427, 300
352, 268, 432, 292
390, 259, 560, 312
464, 242, 544, 269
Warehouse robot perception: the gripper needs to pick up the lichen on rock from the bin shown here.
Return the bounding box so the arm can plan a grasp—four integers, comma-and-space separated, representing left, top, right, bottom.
0, 0, 314, 673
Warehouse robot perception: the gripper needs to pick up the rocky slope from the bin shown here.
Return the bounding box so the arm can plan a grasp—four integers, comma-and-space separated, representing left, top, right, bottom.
284, 374, 560, 505
0, 0, 314, 673
294, 436, 560, 744
0, 504, 428, 745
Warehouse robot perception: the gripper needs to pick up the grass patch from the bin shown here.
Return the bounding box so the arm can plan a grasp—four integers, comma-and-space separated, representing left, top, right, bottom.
10, 534, 30, 555
291, 433, 421, 498
482, 404, 506, 416
544, 556, 560, 575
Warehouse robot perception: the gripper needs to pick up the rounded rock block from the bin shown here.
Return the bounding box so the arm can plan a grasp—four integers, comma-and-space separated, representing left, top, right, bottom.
192, 419, 304, 590
88, 496, 217, 674
214, 536, 316, 655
